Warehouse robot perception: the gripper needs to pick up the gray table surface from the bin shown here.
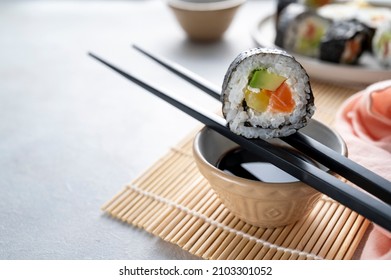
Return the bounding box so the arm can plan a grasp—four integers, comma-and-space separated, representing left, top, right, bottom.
0, 0, 279, 259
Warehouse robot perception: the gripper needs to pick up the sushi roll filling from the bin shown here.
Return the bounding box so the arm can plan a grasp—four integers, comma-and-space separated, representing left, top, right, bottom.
376, 32, 391, 57
244, 69, 295, 114
296, 18, 326, 54
341, 34, 365, 64
295, 18, 328, 56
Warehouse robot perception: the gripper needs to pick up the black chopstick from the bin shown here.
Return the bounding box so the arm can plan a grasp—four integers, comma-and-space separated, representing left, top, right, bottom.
88, 52, 391, 232
131, 44, 391, 206
132, 44, 221, 100
283, 133, 391, 204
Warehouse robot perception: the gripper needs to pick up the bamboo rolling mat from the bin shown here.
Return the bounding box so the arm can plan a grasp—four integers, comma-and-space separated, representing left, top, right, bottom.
102, 80, 371, 260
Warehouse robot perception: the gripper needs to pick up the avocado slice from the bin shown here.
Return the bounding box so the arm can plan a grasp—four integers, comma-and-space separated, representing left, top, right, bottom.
248, 69, 286, 91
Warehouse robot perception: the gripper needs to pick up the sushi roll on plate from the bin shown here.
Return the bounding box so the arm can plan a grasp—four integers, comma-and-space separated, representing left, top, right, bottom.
372, 20, 391, 67
320, 19, 369, 64
221, 48, 315, 139
275, 3, 331, 58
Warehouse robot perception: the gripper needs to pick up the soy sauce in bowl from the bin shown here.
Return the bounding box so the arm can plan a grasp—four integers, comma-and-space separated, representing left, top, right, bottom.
216, 147, 317, 183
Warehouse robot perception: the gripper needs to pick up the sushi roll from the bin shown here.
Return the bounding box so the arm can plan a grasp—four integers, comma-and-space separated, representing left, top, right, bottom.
372, 20, 391, 67
356, 6, 391, 53
320, 19, 369, 64
221, 48, 315, 139
275, 3, 331, 58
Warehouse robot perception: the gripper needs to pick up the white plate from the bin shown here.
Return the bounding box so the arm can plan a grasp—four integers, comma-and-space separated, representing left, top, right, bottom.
367, 0, 391, 7
251, 14, 391, 87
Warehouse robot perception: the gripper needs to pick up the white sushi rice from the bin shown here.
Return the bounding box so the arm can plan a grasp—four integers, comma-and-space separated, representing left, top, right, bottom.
222, 51, 315, 139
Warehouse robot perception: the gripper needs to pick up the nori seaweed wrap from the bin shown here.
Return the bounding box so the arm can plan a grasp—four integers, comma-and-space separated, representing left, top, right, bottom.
320, 19, 369, 64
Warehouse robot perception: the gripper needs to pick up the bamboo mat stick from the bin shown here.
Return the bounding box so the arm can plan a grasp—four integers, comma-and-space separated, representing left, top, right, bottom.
287, 202, 329, 250
130, 177, 191, 226
343, 218, 370, 259
277, 201, 326, 259
173, 194, 218, 244
226, 224, 259, 260
176, 195, 223, 247
153, 187, 211, 239
182, 203, 225, 250
140, 176, 205, 231
131, 148, 182, 187
134, 173, 203, 226
258, 227, 286, 259
202, 216, 242, 259
201, 214, 241, 258
247, 228, 277, 260
324, 209, 358, 259
190, 207, 231, 255
157, 187, 212, 239
101, 187, 129, 212
335, 214, 366, 260
235, 226, 268, 259
213, 220, 248, 260
268, 224, 297, 260
144, 179, 205, 232
306, 203, 341, 253
259, 228, 289, 258
311, 203, 345, 256
104, 188, 133, 214
243, 228, 269, 260
165, 189, 216, 242
114, 159, 190, 220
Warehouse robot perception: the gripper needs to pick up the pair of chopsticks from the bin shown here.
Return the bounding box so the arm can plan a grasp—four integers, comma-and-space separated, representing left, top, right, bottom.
88, 45, 391, 232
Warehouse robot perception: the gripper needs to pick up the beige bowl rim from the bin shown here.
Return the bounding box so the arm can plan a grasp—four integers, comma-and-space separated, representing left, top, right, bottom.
192, 120, 348, 188
167, 0, 246, 11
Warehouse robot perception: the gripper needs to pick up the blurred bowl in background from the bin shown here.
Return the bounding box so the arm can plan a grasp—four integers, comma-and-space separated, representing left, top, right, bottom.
167, 0, 245, 42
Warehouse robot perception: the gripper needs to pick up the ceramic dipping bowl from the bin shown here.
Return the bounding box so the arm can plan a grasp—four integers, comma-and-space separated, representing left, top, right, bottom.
192, 120, 347, 228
